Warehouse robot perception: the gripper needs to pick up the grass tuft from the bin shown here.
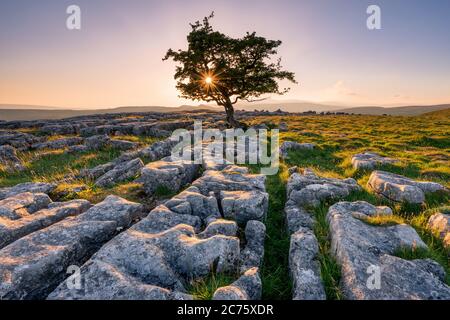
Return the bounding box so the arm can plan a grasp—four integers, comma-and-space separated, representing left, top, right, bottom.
187, 272, 236, 300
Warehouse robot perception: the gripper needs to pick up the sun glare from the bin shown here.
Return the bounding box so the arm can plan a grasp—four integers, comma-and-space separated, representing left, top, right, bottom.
205, 76, 213, 84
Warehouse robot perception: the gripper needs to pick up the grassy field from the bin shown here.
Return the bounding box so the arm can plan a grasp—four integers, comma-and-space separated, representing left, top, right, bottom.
246, 109, 449, 299
1, 110, 449, 299
0, 135, 162, 205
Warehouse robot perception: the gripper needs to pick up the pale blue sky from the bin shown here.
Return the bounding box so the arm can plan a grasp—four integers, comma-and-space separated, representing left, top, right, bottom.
1, 0, 449, 108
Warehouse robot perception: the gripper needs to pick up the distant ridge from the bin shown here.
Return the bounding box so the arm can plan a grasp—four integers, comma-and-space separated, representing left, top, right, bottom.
0, 105, 220, 121
0, 103, 449, 121
334, 104, 450, 116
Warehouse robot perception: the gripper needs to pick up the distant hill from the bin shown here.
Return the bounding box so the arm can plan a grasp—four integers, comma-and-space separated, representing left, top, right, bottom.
421, 107, 450, 118
334, 104, 450, 116
0, 105, 219, 121
0, 104, 66, 110
0, 102, 449, 121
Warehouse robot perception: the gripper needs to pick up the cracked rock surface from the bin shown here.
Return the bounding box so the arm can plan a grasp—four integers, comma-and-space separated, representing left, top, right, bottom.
49, 164, 268, 300
368, 170, 446, 203
327, 201, 450, 299
427, 212, 450, 248
0, 182, 56, 200
351, 152, 398, 170
284, 168, 362, 300
0, 195, 144, 300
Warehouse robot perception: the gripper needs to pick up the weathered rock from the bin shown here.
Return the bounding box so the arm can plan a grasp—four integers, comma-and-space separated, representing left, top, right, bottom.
284, 203, 315, 234
0, 182, 56, 200
280, 141, 315, 159
289, 227, 326, 300
192, 166, 266, 196
132, 121, 191, 137
41, 124, 76, 135
427, 212, 450, 248
80, 124, 135, 137
288, 166, 298, 175
0, 199, 91, 249
95, 158, 144, 187
110, 139, 138, 151
32, 137, 83, 150
66, 144, 89, 154
0, 145, 25, 172
79, 162, 117, 180
0, 192, 52, 220
85, 134, 111, 150
351, 152, 397, 170
327, 201, 450, 299
164, 186, 221, 220
201, 140, 233, 171
138, 138, 177, 161
239, 221, 266, 273
213, 268, 262, 300
48, 224, 239, 300
368, 170, 446, 203
287, 169, 361, 208
0, 195, 144, 299
198, 219, 238, 239
279, 122, 288, 132
0, 131, 41, 150
49, 261, 192, 300
138, 157, 200, 195
221, 190, 269, 225
134, 205, 202, 234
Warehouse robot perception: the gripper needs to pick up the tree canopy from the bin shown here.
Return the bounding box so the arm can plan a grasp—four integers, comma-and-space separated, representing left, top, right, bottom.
164, 12, 297, 127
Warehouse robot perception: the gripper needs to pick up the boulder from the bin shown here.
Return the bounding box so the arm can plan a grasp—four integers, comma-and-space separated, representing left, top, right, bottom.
164, 186, 221, 220
110, 139, 138, 151
84, 134, 111, 150
94, 158, 144, 187
66, 144, 89, 154
368, 170, 446, 203
287, 169, 361, 208
0, 182, 56, 200
427, 212, 450, 248
198, 219, 238, 239
220, 190, 269, 225
0, 199, 91, 249
327, 201, 450, 299
0, 131, 41, 150
284, 203, 315, 235
48, 224, 239, 300
138, 138, 177, 161
0, 145, 25, 172
32, 137, 83, 150
279, 122, 288, 132
137, 157, 200, 195
41, 124, 76, 135
79, 162, 117, 180
192, 166, 266, 196
134, 205, 202, 234
213, 268, 262, 300
239, 221, 266, 273
0, 192, 52, 220
289, 227, 326, 300
351, 152, 398, 170
0, 195, 144, 299
280, 141, 315, 159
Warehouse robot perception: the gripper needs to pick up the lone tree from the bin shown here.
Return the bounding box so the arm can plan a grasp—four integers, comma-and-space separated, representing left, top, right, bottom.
163, 13, 296, 128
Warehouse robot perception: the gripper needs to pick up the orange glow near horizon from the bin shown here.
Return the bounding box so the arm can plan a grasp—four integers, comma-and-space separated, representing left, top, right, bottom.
1, 1, 450, 109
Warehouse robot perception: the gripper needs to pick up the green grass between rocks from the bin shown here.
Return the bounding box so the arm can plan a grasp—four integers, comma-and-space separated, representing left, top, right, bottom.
245, 111, 449, 299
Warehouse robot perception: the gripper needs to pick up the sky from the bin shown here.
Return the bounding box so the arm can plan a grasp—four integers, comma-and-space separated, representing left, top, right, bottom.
1, 0, 450, 108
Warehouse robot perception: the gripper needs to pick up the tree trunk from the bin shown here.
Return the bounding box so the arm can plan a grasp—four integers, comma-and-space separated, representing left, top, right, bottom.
224, 103, 238, 128
223, 98, 242, 128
